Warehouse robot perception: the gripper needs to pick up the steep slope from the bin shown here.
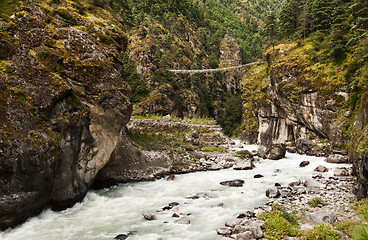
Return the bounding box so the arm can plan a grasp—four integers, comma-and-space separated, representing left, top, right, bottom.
242, 0, 368, 198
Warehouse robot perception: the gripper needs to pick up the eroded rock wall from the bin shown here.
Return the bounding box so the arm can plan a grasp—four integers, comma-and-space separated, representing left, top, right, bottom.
0, 2, 132, 229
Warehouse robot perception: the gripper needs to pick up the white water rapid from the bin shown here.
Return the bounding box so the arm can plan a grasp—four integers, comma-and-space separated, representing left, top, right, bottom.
0, 143, 350, 240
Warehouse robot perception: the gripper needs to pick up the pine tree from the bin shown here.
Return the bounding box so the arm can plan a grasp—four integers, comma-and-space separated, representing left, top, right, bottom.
306, 0, 334, 32
264, 11, 278, 52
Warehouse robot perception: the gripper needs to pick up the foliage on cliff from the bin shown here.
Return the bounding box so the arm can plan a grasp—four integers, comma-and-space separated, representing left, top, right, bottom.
109, 0, 281, 136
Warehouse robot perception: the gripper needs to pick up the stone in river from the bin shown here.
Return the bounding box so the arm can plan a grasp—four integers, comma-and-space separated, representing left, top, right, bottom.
220, 179, 245, 187
216, 228, 232, 236
142, 211, 157, 220
266, 187, 281, 198
174, 219, 191, 224
114, 234, 129, 240
233, 159, 255, 170
172, 213, 180, 218
254, 174, 264, 178
314, 165, 328, 172
225, 218, 241, 228
167, 174, 175, 181
257, 144, 286, 160
299, 161, 310, 167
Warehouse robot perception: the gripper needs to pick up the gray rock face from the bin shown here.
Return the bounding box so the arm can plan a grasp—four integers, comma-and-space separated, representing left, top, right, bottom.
0, 5, 134, 229
257, 144, 286, 160
325, 154, 348, 164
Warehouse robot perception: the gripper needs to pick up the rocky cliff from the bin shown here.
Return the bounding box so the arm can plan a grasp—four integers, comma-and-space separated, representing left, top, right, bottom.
242, 43, 349, 152
0, 1, 134, 229
242, 41, 368, 197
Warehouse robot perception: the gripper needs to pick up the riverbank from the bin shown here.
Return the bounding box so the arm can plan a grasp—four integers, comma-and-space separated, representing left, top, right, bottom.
218, 170, 357, 239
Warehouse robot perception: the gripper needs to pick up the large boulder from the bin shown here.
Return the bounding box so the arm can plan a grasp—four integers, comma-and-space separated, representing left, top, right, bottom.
266, 187, 281, 198
304, 179, 324, 189
257, 144, 286, 160
233, 160, 255, 170
325, 154, 348, 164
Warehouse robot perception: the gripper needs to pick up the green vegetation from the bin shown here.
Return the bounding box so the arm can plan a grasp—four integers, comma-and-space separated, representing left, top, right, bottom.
308, 197, 327, 208
0, 0, 19, 21
126, 130, 169, 148
201, 146, 228, 153
304, 224, 340, 240
233, 150, 253, 159
258, 207, 300, 239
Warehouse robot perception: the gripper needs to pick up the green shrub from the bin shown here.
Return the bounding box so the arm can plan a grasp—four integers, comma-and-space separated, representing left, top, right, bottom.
126, 130, 168, 147
233, 150, 253, 159
308, 197, 327, 208
201, 146, 228, 152
303, 224, 340, 240
258, 209, 300, 240
353, 225, 368, 240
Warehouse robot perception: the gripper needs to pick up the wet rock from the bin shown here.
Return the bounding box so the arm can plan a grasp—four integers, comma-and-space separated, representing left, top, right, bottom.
274, 182, 281, 187
172, 213, 180, 218
220, 179, 245, 187
274, 169, 281, 173
114, 234, 129, 240
225, 219, 241, 228
217, 228, 232, 236
254, 174, 264, 178
314, 165, 328, 172
299, 161, 310, 167
218, 203, 225, 208
334, 167, 351, 176
312, 174, 324, 179
266, 187, 281, 198
142, 211, 156, 220
304, 179, 323, 189
235, 211, 256, 219
257, 144, 286, 160
233, 160, 255, 170
325, 154, 348, 164
174, 219, 191, 224
289, 181, 301, 187
167, 174, 175, 181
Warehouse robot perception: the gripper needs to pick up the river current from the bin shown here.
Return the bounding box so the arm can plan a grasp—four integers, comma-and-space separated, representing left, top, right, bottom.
0, 143, 350, 240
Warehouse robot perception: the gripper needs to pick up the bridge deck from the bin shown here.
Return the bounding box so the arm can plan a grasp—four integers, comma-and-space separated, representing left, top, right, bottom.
166, 61, 264, 74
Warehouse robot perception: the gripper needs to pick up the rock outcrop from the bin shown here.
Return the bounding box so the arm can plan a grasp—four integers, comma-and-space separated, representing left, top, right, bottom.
0, 2, 133, 229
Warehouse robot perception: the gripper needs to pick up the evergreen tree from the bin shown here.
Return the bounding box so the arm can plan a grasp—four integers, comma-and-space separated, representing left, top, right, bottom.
306, 0, 334, 32
264, 11, 278, 52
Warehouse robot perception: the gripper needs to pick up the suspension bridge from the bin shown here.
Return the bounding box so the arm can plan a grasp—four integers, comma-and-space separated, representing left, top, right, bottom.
166, 61, 264, 74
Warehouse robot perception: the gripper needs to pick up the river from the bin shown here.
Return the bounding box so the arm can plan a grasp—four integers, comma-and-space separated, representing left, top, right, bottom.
0, 143, 350, 240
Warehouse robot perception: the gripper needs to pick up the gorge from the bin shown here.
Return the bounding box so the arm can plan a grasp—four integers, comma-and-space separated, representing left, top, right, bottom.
0, 0, 368, 239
